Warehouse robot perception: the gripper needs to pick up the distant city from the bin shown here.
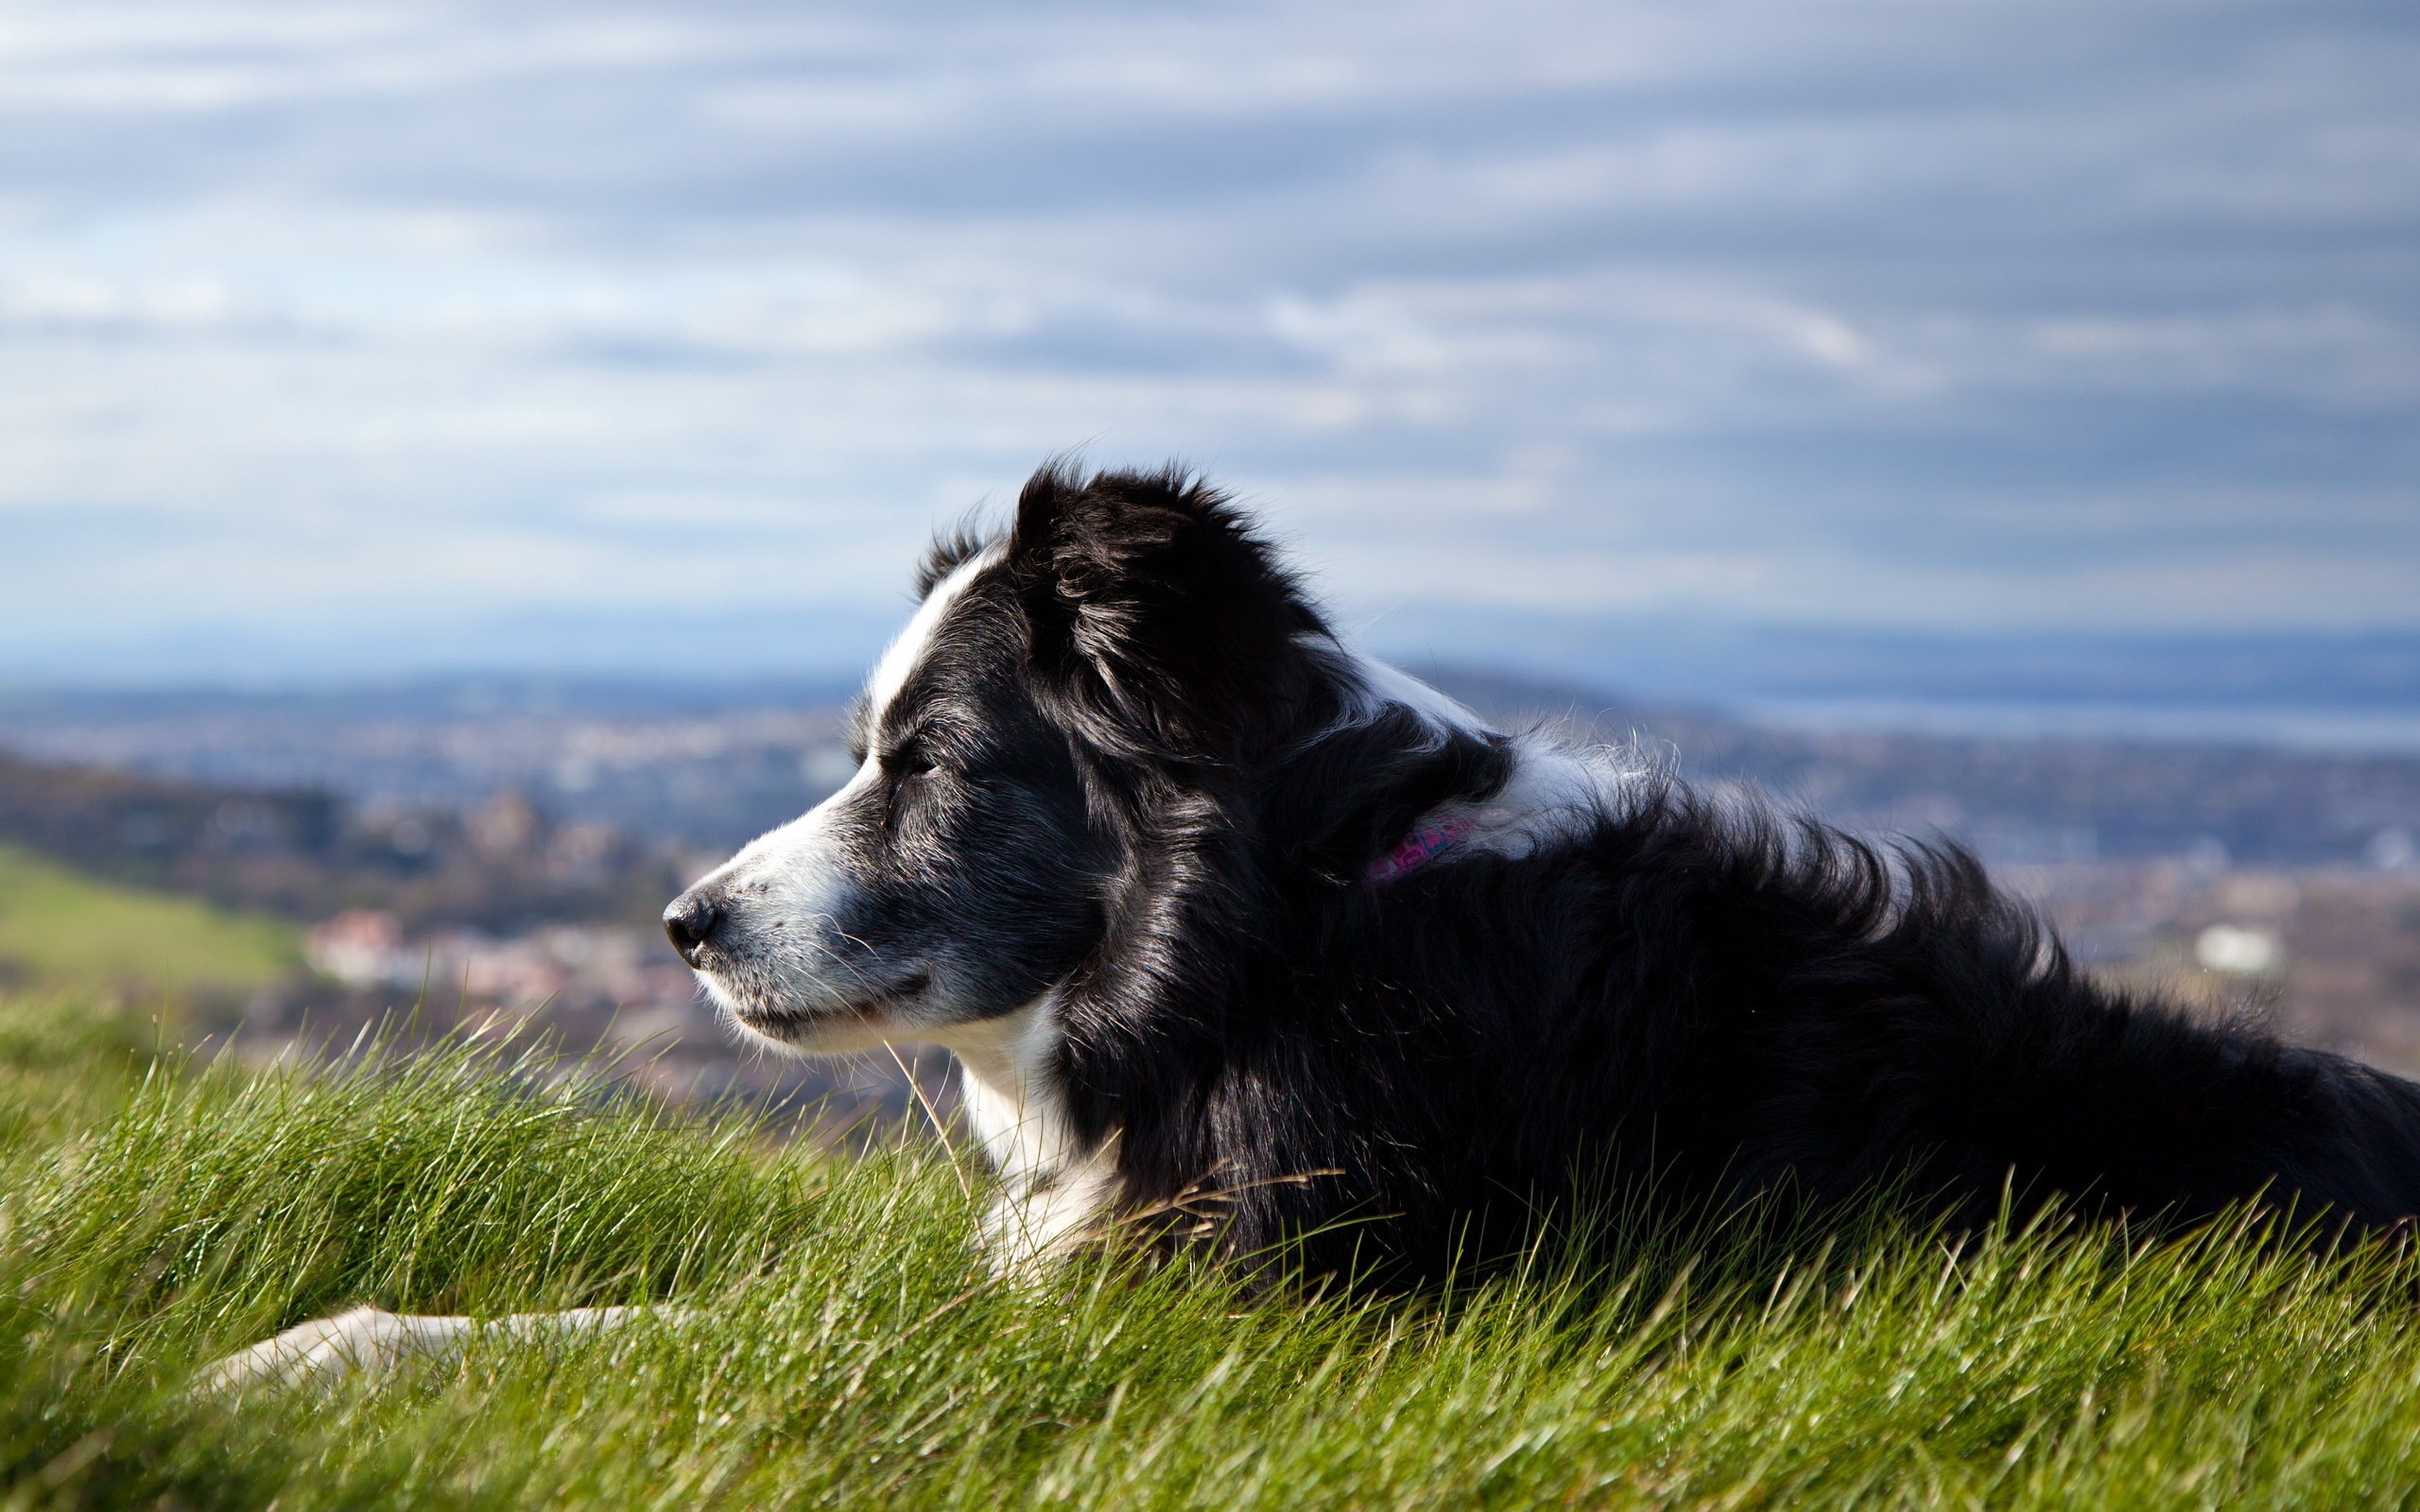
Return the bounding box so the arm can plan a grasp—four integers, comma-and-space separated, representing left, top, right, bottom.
2, 667, 2417, 1113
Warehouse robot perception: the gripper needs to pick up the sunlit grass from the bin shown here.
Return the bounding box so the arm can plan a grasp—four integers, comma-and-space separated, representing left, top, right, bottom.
6, 999, 2420, 1509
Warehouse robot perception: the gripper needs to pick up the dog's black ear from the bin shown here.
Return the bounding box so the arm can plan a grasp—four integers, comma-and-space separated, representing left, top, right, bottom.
1008, 462, 1326, 760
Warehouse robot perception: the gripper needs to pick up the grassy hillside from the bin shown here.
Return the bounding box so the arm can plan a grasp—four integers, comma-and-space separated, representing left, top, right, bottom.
0, 843, 300, 999
8, 1006, 2420, 1509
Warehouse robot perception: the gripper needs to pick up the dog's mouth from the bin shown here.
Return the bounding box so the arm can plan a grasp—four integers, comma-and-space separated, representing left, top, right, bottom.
724, 971, 932, 1033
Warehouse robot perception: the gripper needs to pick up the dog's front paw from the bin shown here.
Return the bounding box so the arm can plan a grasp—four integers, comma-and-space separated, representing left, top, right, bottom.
196, 1306, 470, 1394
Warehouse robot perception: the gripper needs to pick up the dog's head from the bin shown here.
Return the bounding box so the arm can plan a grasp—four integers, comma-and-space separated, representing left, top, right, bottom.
665, 464, 1340, 1053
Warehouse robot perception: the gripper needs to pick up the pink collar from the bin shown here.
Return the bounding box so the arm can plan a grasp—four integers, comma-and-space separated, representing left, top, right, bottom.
1366, 813, 1476, 885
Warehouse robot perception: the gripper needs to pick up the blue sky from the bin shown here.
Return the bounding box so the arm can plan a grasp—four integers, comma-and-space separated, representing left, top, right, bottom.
1, 0, 2414, 683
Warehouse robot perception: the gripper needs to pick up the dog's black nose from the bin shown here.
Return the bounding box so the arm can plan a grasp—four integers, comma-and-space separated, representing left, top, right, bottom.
663, 890, 723, 966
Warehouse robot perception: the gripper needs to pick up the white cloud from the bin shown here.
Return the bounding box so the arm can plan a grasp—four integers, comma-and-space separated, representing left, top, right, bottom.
0, 0, 2414, 677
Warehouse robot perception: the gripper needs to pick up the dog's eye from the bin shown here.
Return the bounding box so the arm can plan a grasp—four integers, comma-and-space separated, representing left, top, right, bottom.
883, 747, 935, 782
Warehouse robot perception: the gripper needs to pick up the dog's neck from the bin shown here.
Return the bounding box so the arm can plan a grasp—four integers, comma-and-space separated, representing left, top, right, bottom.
930, 994, 1118, 1270
934, 999, 1066, 1182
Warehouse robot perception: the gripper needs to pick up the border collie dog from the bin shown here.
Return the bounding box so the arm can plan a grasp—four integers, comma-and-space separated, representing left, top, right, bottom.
207, 463, 2420, 1387
664, 463, 2420, 1280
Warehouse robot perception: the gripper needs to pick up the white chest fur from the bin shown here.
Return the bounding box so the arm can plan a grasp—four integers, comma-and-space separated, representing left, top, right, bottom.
934, 997, 1120, 1273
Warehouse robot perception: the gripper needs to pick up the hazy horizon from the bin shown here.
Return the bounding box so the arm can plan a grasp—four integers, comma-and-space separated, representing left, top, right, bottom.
11, 619, 2420, 757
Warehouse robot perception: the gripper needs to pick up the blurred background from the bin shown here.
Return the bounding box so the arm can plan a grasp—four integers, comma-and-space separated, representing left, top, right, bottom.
1, 0, 2415, 1119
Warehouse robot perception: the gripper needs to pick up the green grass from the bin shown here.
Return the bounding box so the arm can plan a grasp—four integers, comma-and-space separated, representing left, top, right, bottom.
0, 844, 300, 999
8, 1002, 2420, 1509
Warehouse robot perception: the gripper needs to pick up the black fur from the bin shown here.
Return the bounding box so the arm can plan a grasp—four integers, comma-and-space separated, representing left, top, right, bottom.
694, 463, 2420, 1286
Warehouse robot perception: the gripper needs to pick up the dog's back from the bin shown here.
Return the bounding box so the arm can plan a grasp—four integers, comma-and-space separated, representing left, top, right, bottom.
1116, 772, 2420, 1280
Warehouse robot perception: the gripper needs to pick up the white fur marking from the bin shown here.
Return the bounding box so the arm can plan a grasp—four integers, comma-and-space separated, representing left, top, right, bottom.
683, 541, 1011, 1050
1338, 649, 1493, 735
1316, 635, 1627, 859
929, 994, 1117, 1274
196, 1305, 665, 1394
864, 541, 1007, 728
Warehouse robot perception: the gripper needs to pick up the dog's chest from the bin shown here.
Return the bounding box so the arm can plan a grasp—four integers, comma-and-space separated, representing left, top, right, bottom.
940, 1002, 1121, 1272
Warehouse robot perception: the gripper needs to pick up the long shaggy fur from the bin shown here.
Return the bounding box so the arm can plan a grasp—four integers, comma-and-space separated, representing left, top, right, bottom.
675, 462, 2420, 1287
